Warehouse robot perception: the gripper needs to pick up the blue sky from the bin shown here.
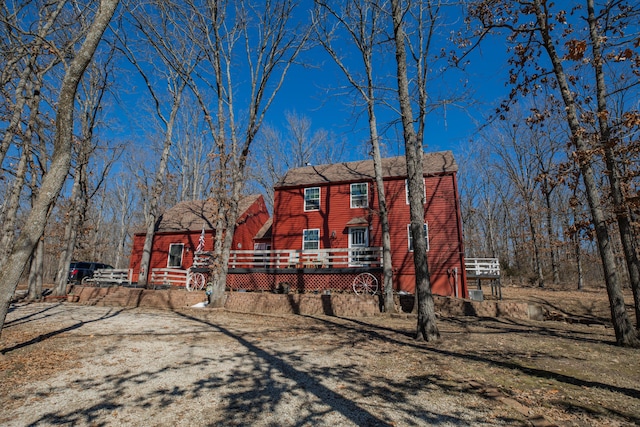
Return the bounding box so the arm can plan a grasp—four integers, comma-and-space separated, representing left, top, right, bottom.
256, 7, 513, 164
111, 2, 514, 169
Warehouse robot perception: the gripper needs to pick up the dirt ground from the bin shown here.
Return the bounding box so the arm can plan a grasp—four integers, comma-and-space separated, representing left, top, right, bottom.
0, 284, 639, 426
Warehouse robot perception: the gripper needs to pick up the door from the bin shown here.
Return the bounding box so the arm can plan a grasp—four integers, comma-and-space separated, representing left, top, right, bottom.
348, 227, 368, 266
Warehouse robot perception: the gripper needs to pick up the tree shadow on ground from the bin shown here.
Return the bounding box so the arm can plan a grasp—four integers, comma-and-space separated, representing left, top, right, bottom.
313, 315, 640, 404
4, 302, 65, 327
1, 306, 124, 355
21, 310, 519, 426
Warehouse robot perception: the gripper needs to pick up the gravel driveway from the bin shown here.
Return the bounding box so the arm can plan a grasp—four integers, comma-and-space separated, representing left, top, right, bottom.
0, 302, 523, 426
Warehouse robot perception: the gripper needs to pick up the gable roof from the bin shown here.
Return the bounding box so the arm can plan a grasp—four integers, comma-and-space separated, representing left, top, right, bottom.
254, 218, 273, 241
154, 194, 262, 232
275, 151, 457, 188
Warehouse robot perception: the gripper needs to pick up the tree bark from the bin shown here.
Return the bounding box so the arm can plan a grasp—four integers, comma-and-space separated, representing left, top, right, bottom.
53, 164, 86, 295
137, 81, 185, 286
313, 0, 395, 312
27, 237, 45, 301
525, 201, 545, 287
586, 0, 640, 330
532, 0, 638, 346
0, 0, 120, 335
542, 182, 560, 285
390, 0, 439, 342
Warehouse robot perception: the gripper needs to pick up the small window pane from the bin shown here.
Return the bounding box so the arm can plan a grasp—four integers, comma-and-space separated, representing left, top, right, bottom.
304, 187, 320, 211
405, 179, 427, 205
168, 243, 184, 267
303, 229, 320, 250
351, 183, 368, 208
408, 224, 429, 252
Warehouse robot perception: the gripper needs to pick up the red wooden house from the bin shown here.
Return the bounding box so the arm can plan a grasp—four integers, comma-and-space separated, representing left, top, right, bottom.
269, 150, 468, 297
128, 195, 270, 284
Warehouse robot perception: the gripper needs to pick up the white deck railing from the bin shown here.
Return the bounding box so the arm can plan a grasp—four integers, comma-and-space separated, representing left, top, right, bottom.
227, 250, 498, 276
465, 258, 500, 277
228, 247, 383, 269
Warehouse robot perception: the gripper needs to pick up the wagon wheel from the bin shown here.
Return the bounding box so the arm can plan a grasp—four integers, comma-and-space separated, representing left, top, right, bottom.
352, 272, 378, 295
187, 272, 206, 292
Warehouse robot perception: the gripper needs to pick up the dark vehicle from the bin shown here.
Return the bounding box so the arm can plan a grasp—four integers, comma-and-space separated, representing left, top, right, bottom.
68, 262, 113, 284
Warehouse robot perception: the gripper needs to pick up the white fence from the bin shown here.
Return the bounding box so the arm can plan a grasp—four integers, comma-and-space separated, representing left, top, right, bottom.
82, 268, 133, 286
228, 247, 383, 269
465, 258, 500, 278
150, 268, 188, 286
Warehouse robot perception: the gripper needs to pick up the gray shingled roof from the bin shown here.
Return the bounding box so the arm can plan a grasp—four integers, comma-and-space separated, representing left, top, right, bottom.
154, 194, 261, 232
275, 151, 457, 188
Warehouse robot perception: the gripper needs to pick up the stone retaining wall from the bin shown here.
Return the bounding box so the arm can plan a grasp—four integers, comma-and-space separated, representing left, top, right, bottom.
69, 285, 542, 320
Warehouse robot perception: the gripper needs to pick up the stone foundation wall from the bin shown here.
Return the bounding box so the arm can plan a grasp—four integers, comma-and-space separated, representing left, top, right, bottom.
72, 285, 207, 309
69, 285, 542, 320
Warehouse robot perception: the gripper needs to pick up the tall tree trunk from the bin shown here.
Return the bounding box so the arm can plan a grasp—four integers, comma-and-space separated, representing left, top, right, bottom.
526, 200, 545, 287
314, 0, 396, 313
533, 0, 638, 346
53, 171, 85, 295
543, 185, 560, 284
27, 237, 45, 301
586, 0, 640, 330
369, 118, 395, 313
0, 143, 30, 267
137, 82, 185, 286
0, 0, 120, 335
390, 0, 439, 342
0, 76, 43, 266
573, 230, 584, 291
114, 181, 132, 268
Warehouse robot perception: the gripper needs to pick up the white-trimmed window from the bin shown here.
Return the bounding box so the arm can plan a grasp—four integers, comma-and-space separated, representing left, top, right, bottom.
405, 179, 427, 205
303, 229, 320, 251
304, 187, 320, 211
350, 183, 368, 208
408, 223, 429, 252
168, 243, 184, 267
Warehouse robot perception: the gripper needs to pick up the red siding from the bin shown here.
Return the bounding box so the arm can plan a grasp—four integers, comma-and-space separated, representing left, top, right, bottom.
129, 196, 270, 283
272, 174, 467, 297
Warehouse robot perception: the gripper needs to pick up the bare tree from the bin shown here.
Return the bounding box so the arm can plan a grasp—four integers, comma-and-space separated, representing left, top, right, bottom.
175, 0, 310, 307
467, 0, 640, 346
485, 106, 549, 287
0, 1, 69, 169
389, 0, 440, 341
313, 0, 398, 312
249, 111, 341, 209
52, 58, 114, 295
0, 0, 120, 334
112, 173, 136, 268
117, 1, 198, 285
169, 96, 215, 202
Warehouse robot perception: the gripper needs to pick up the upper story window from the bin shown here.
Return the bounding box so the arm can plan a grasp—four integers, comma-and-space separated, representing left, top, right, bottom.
405, 179, 427, 205
408, 223, 429, 252
304, 187, 320, 211
303, 229, 320, 250
168, 243, 184, 267
350, 183, 368, 208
